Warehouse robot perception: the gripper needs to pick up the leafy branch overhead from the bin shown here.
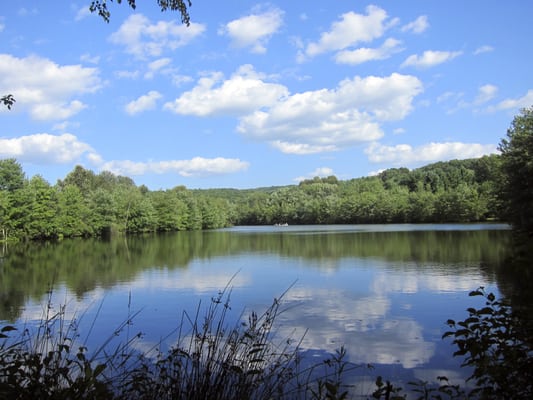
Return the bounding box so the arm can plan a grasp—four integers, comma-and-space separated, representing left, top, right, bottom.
89, 0, 192, 25
1, 2, 193, 110
1, 95, 15, 110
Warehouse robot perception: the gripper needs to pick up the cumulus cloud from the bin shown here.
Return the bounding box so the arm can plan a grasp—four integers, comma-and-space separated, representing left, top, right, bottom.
125, 91, 162, 115
31, 100, 87, 120
487, 89, 533, 112
365, 141, 497, 165
304, 5, 389, 58
276, 287, 435, 368
0, 133, 96, 164
0, 54, 102, 120
237, 73, 423, 154
474, 84, 498, 105
100, 157, 249, 177
294, 167, 335, 183
164, 64, 289, 116
219, 8, 283, 54
401, 15, 429, 34
401, 50, 462, 68
335, 37, 403, 65
109, 14, 205, 59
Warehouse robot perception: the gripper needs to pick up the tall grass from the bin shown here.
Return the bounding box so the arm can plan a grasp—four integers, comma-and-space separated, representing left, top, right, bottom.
3, 286, 531, 399
0, 284, 359, 399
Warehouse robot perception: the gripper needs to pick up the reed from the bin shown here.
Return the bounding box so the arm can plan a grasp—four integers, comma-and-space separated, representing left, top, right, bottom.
0, 284, 358, 399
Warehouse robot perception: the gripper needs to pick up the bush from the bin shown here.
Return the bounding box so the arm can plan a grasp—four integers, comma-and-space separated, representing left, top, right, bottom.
443, 287, 533, 399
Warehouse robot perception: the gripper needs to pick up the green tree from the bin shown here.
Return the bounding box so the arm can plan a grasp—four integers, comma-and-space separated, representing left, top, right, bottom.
0, 159, 26, 241
88, 188, 117, 235
0, 159, 25, 192
25, 175, 57, 239
498, 106, 533, 235
58, 165, 97, 197
0, 190, 10, 241
56, 185, 93, 237
89, 0, 192, 24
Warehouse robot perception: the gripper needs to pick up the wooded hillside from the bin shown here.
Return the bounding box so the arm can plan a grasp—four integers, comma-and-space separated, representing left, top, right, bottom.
0, 154, 503, 241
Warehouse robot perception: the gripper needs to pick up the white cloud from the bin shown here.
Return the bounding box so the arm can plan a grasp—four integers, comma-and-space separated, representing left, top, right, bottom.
335, 38, 403, 65
0, 54, 102, 120
80, 53, 100, 64
294, 167, 335, 183
115, 70, 140, 79
488, 89, 533, 112
144, 57, 172, 79
305, 5, 389, 58
365, 141, 497, 165
219, 8, 283, 54
31, 100, 87, 120
237, 73, 422, 154
0, 133, 96, 164
171, 74, 193, 86
277, 288, 435, 368
474, 84, 498, 105
401, 50, 462, 68
109, 14, 205, 59
164, 64, 289, 116
474, 45, 494, 55
100, 157, 249, 177
401, 15, 429, 34
393, 127, 405, 135
271, 142, 337, 155
74, 6, 92, 21
125, 91, 162, 115
52, 121, 80, 132
437, 91, 463, 104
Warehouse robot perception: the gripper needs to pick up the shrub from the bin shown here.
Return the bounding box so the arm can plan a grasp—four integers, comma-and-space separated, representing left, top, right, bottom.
443, 287, 533, 399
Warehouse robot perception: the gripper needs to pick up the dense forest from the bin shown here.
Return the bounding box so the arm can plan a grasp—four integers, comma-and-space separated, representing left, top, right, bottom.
0, 154, 503, 242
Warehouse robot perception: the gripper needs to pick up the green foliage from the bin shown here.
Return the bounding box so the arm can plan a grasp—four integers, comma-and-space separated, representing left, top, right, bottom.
0, 153, 508, 241
0, 94, 15, 110
0, 300, 114, 399
0, 159, 25, 192
56, 185, 93, 237
498, 106, 533, 235
443, 287, 533, 399
0, 286, 361, 400
89, 0, 192, 25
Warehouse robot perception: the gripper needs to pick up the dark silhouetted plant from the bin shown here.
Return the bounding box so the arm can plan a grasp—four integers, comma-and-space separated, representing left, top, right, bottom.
443, 287, 533, 399
1, 283, 361, 399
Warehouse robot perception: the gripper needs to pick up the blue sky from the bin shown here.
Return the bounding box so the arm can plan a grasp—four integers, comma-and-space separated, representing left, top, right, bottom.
1, 1, 532, 189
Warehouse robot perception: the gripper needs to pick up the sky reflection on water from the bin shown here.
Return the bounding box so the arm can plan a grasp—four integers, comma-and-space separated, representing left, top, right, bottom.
7, 224, 509, 391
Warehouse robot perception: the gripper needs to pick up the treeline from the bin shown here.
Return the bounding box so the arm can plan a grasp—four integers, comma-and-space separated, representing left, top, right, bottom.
228, 155, 502, 225
0, 155, 503, 241
0, 161, 234, 241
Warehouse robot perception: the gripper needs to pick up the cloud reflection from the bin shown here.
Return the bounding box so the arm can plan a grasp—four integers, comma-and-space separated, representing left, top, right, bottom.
278, 287, 434, 368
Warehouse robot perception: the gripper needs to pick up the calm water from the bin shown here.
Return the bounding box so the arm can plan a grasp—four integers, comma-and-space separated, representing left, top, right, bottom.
0, 223, 515, 393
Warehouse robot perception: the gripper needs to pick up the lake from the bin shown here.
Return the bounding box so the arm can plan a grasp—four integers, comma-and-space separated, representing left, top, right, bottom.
0, 223, 515, 395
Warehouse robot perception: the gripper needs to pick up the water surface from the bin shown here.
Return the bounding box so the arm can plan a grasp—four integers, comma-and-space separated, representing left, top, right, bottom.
0, 223, 514, 392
